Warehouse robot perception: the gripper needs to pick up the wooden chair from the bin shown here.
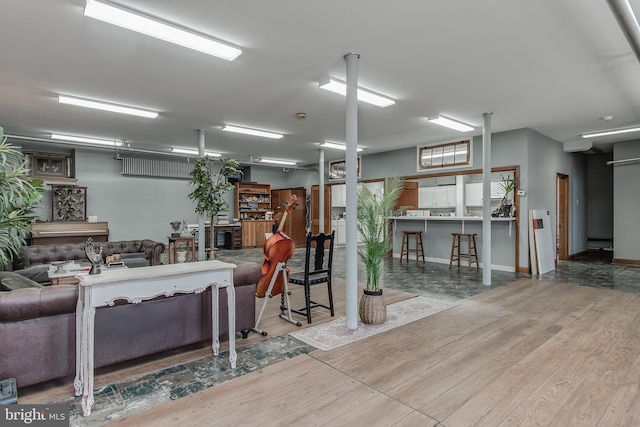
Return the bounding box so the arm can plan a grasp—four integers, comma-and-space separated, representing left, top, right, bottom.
289, 231, 335, 324
449, 232, 479, 270
400, 230, 425, 264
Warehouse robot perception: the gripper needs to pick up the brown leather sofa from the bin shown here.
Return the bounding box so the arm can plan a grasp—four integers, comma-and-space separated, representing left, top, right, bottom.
5, 240, 166, 284
0, 259, 260, 388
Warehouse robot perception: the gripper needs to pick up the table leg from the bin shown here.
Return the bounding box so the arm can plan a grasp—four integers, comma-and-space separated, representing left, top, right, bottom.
81, 302, 96, 416
73, 294, 84, 396
226, 280, 237, 369
211, 284, 220, 356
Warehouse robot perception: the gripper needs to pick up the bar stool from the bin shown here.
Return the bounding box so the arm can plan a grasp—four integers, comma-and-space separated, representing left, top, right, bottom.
400, 231, 425, 264
449, 233, 479, 270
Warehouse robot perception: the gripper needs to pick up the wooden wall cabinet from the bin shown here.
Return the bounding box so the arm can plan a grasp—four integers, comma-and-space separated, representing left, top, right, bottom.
236, 182, 273, 247
235, 182, 271, 221
271, 187, 307, 246
240, 220, 272, 248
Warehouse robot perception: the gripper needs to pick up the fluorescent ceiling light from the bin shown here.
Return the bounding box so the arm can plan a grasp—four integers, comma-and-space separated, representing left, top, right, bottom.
320, 141, 363, 152
222, 125, 283, 139
427, 115, 475, 132
319, 78, 395, 108
84, 0, 241, 61
59, 95, 158, 119
51, 133, 123, 147
581, 126, 640, 138
171, 148, 221, 157
258, 158, 296, 166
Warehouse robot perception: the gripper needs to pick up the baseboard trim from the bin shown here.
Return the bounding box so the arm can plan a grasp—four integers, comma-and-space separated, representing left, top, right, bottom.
612, 258, 640, 267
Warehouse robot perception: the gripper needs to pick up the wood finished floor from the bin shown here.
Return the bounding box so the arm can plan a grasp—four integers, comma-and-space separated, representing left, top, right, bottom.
109, 279, 640, 427
17, 278, 415, 407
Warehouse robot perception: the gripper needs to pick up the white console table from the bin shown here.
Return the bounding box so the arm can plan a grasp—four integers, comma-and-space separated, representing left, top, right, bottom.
73, 260, 236, 416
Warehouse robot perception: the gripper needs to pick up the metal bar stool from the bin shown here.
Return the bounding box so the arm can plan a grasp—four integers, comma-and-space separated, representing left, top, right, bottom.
400, 231, 425, 264
449, 232, 479, 270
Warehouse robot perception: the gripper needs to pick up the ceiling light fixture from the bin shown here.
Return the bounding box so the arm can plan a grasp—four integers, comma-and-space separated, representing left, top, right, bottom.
59, 95, 158, 118
581, 126, 640, 138
319, 78, 395, 108
222, 125, 283, 139
257, 158, 296, 166
427, 115, 475, 132
84, 0, 241, 61
51, 133, 123, 147
171, 148, 221, 157
320, 141, 363, 152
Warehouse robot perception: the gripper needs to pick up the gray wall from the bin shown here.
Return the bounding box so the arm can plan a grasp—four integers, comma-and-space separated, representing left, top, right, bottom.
525, 129, 587, 260
317, 128, 588, 270
586, 153, 613, 241
613, 140, 640, 261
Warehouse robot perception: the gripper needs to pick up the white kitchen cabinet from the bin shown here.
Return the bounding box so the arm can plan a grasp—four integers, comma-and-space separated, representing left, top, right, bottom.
419, 186, 455, 208
331, 184, 346, 207
491, 181, 505, 199
332, 219, 346, 245
465, 182, 483, 207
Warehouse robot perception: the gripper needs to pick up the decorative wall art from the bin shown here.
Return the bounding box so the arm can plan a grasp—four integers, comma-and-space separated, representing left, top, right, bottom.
51, 185, 87, 221
24, 151, 75, 179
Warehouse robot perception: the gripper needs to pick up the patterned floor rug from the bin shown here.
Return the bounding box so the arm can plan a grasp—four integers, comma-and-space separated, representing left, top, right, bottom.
289, 296, 459, 351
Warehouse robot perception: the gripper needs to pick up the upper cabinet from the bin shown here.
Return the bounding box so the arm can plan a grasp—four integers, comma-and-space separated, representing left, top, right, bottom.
419, 186, 455, 208
331, 184, 346, 207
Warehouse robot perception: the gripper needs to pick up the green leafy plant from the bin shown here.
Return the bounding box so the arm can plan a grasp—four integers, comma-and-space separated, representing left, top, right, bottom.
356, 176, 405, 291
0, 127, 44, 268
494, 173, 519, 217
497, 173, 518, 196
188, 156, 242, 254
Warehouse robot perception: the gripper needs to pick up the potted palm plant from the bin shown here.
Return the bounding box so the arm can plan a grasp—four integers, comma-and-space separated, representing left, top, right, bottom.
0, 126, 44, 268
188, 156, 242, 259
356, 175, 405, 324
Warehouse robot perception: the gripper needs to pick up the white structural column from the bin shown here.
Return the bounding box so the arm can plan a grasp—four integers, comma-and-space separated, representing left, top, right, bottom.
198, 129, 206, 261
482, 113, 492, 285
319, 148, 325, 233
345, 53, 360, 329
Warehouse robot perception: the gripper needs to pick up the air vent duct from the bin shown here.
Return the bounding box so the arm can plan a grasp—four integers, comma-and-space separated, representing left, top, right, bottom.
120, 156, 193, 179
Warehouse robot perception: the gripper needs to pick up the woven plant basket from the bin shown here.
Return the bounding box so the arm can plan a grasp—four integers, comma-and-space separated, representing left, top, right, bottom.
359, 289, 386, 325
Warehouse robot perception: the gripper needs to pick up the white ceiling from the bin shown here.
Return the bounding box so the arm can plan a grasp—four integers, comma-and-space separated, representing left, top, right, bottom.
2, 0, 640, 166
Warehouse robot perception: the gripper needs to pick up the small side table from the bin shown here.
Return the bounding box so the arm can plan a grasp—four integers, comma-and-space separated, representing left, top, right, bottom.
168, 236, 196, 263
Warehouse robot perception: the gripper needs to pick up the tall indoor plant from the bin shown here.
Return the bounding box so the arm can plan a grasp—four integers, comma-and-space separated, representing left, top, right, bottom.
0, 126, 44, 268
188, 156, 242, 259
356, 175, 405, 324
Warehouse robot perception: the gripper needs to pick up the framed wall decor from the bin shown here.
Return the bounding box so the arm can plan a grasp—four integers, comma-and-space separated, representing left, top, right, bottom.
51, 185, 87, 221
25, 151, 75, 179
329, 157, 361, 180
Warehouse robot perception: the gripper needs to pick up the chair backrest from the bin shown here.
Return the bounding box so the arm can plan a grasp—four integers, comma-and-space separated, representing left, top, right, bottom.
304, 231, 334, 277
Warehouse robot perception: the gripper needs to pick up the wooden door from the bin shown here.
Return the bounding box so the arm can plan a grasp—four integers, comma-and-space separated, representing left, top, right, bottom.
311, 185, 331, 235
397, 181, 418, 211
272, 188, 307, 246
556, 173, 569, 261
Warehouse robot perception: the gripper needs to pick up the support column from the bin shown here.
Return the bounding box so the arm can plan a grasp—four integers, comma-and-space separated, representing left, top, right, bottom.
482, 113, 492, 285
345, 53, 360, 329
319, 148, 325, 234
198, 129, 206, 261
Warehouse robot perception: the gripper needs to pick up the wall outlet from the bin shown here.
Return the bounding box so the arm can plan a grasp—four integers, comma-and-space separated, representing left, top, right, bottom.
517, 189, 526, 196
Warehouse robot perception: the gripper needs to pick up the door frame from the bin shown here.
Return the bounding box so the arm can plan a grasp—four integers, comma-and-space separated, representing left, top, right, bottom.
556, 173, 569, 261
